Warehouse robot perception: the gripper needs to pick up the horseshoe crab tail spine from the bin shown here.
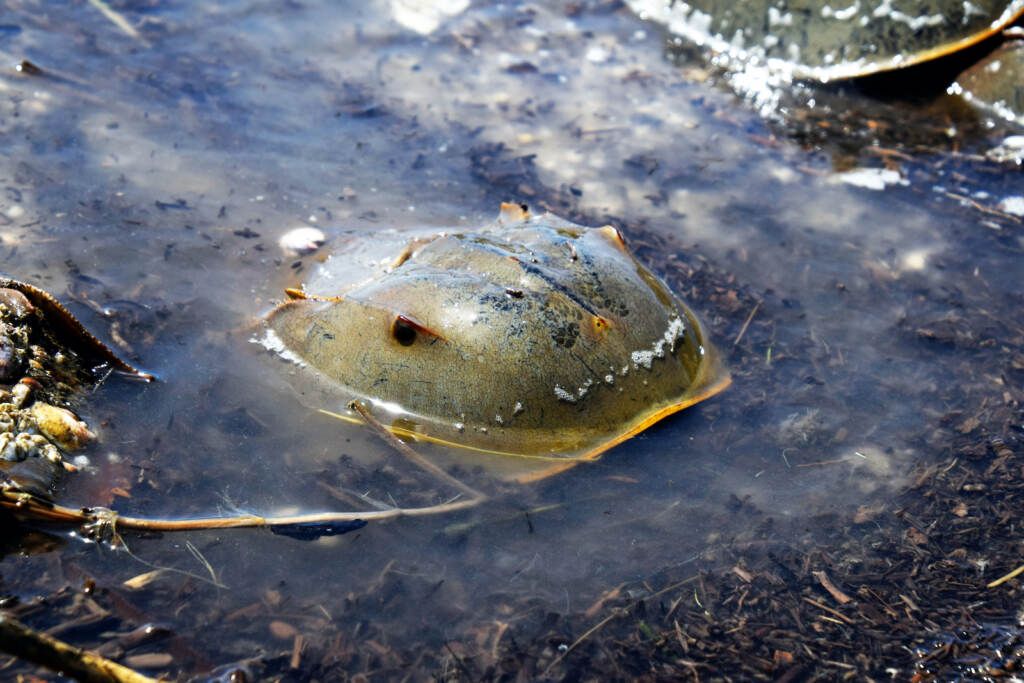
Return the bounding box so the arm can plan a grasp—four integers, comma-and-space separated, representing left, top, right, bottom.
0, 477, 481, 535
0, 398, 490, 537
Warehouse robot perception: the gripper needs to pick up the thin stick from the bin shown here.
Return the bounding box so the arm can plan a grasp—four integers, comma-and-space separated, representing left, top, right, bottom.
987, 563, 1024, 588
0, 614, 158, 683
86, 0, 151, 46
732, 300, 761, 347
795, 457, 859, 468
801, 597, 855, 625
541, 609, 623, 676
541, 575, 700, 676
942, 191, 1022, 224
812, 570, 853, 605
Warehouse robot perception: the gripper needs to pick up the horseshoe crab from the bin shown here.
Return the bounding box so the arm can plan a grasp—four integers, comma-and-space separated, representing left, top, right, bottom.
629, 0, 1024, 82
1, 208, 729, 537
258, 203, 730, 483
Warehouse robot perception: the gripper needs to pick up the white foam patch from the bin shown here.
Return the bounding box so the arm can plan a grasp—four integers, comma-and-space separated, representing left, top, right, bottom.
251, 329, 307, 367
871, 0, 945, 31
577, 378, 594, 399
821, 1, 861, 21
390, 0, 469, 35
998, 196, 1024, 216
986, 135, 1024, 163
553, 385, 576, 403
631, 349, 656, 370
832, 168, 908, 190
631, 317, 686, 370
901, 248, 930, 271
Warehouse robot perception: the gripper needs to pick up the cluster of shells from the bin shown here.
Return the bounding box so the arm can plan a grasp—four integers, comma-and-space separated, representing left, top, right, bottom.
0, 288, 94, 474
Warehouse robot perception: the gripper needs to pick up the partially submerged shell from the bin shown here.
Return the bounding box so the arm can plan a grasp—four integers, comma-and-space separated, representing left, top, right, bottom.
0, 277, 153, 380
952, 36, 1024, 126
260, 205, 729, 481
630, 0, 1024, 81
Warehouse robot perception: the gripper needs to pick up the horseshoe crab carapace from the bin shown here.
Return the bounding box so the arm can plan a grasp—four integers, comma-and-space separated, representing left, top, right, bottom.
260, 204, 731, 483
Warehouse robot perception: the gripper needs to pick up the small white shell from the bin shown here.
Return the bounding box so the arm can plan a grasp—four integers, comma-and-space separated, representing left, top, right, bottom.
279, 227, 326, 256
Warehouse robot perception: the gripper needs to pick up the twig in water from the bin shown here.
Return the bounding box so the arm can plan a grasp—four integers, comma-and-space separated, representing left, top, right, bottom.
988, 563, 1024, 588
87, 0, 151, 46
443, 641, 475, 680
733, 299, 762, 347
541, 575, 700, 676
185, 540, 221, 587
802, 597, 855, 625
812, 570, 852, 604
943, 191, 1022, 224
0, 614, 158, 683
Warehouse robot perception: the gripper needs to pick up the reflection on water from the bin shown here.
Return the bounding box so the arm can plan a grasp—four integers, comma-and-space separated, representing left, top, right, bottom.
0, 0, 1020, 678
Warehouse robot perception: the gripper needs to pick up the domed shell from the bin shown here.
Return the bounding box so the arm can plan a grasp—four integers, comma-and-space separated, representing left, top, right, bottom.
260, 206, 729, 482
629, 0, 1024, 81
952, 36, 1024, 126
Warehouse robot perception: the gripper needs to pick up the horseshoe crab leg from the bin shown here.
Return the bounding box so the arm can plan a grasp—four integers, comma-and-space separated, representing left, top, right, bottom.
347, 399, 486, 504
0, 404, 486, 537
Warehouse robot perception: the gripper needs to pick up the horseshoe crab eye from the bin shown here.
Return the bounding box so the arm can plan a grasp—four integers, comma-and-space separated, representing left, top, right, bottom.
392, 316, 417, 346
388, 314, 445, 347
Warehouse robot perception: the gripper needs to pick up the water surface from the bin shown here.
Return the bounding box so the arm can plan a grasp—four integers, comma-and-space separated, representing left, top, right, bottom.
0, 1, 1020, 679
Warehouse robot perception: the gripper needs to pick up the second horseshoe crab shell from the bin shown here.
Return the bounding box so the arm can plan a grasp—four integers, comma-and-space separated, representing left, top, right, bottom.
629, 0, 1024, 82
258, 205, 730, 482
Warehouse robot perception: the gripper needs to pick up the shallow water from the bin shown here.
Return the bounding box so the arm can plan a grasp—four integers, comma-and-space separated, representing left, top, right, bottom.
0, 1, 1021, 679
